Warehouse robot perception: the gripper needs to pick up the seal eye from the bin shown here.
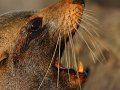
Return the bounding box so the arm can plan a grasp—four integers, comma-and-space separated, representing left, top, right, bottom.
31, 18, 42, 31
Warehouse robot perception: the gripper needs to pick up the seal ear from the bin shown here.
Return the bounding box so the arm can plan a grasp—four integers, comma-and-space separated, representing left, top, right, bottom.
0, 51, 8, 62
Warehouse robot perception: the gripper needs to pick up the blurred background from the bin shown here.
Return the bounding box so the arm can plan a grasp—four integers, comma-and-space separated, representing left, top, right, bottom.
0, 0, 57, 14
0, 0, 120, 90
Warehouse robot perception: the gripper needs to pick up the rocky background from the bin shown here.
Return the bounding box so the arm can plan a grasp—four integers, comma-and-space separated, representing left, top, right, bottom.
0, 0, 120, 90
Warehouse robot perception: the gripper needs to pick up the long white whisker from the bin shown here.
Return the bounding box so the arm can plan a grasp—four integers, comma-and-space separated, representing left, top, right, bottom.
57, 33, 61, 88
84, 9, 97, 13
70, 16, 97, 63
80, 19, 101, 36
77, 12, 101, 28
84, 10, 97, 16
73, 16, 101, 47
80, 23, 99, 38
77, 29, 96, 63
81, 23, 108, 51
84, 15, 99, 23
82, 30, 106, 62
68, 21, 82, 89
64, 38, 71, 81
81, 13, 99, 23
38, 32, 60, 90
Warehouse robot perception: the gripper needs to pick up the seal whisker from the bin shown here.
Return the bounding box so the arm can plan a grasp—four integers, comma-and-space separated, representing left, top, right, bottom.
67, 24, 82, 89
81, 19, 100, 37
78, 12, 100, 27
76, 29, 97, 63
69, 15, 97, 63
72, 17, 104, 63
84, 9, 97, 13
80, 23, 99, 40
79, 24, 105, 56
84, 10, 97, 16
82, 14, 99, 24
79, 28, 106, 62
64, 38, 71, 81
66, 26, 72, 81
80, 22, 100, 37
71, 15, 100, 49
57, 32, 61, 88
76, 15, 101, 37
77, 28, 104, 63
81, 25, 108, 51
80, 21, 109, 52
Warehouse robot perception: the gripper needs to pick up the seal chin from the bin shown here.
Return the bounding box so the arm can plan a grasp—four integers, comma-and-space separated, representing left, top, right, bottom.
52, 60, 88, 88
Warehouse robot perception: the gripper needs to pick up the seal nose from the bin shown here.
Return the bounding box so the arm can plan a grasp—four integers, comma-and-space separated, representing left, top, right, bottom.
73, 0, 85, 6
61, 0, 85, 6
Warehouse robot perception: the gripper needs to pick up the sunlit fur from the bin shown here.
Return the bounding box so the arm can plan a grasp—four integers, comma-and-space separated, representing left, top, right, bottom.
0, 1, 108, 90
35, 2, 108, 90
60, 8, 108, 89
38, 6, 108, 90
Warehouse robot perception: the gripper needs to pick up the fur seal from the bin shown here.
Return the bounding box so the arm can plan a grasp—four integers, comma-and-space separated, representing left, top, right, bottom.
0, 0, 86, 89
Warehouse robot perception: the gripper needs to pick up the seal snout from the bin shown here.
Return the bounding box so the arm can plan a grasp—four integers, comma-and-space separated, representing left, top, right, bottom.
73, 0, 85, 5
62, 0, 85, 6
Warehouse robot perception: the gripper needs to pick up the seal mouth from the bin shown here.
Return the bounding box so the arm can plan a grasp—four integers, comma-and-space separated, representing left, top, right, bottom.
52, 58, 88, 87
51, 35, 88, 87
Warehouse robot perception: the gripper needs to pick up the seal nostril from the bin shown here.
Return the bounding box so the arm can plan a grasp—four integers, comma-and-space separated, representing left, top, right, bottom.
73, 0, 85, 6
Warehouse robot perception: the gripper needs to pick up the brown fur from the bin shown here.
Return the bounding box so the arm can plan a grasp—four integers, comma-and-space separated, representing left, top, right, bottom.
0, 0, 84, 90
